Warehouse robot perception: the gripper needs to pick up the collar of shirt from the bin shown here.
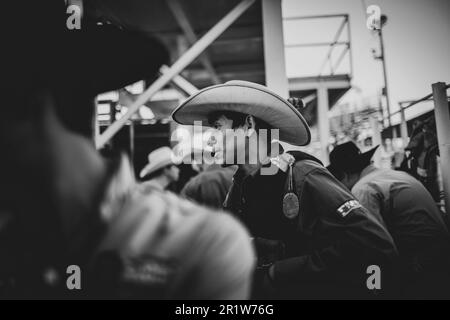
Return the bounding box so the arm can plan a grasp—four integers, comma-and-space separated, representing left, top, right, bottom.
232, 153, 293, 184
270, 153, 296, 173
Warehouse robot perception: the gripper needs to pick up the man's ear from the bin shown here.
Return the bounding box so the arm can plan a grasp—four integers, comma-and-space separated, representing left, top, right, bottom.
245, 115, 256, 137
245, 115, 256, 130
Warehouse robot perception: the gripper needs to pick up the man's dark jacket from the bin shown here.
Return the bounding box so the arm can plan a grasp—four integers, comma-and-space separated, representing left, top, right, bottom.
224, 152, 398, 298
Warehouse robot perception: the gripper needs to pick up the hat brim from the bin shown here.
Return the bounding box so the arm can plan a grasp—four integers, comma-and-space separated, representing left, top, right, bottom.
360, 145, 380, 166
327, 145, 380, 177
140, 159, 175, 179
172, 82, 311, 146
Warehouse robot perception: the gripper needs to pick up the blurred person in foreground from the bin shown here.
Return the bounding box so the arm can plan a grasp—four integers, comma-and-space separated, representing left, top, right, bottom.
327, 141, 450, 298
172, 80, 398, 299
139, 147, 181, 192
0, 1, 254, 299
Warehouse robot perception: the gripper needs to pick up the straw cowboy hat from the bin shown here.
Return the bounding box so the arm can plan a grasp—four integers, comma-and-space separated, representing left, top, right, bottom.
327, 142, 380, 177
140, 147, 180, 179
171, 81, 311, 146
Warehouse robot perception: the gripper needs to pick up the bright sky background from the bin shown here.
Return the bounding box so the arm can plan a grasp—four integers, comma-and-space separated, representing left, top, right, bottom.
282, 0, 450, 124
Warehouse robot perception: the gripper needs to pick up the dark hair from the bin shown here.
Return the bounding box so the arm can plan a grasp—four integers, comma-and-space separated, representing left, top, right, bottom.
207, 111, 272, 130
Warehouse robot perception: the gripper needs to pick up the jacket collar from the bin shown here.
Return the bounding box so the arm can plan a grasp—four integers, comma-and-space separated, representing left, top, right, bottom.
232, 153, 295, 182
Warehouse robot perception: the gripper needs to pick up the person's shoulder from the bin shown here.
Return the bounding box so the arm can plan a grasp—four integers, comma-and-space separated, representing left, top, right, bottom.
187, 169, 219, 184
293, 158, 326, 179
352, 168, 390, 196
352, 178, 375, 196
182, 170, 217, 194
182, 174, 200, 192
357, 168, 406, 189
288, 151, 324, 174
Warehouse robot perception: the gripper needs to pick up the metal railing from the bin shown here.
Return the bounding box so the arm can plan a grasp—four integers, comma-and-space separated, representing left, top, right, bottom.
383, 84, 450, 122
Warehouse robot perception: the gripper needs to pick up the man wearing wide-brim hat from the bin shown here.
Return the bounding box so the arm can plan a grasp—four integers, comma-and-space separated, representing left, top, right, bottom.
139, 147, 181, 191
172, 80, 398, 298
327, 141, 450, 298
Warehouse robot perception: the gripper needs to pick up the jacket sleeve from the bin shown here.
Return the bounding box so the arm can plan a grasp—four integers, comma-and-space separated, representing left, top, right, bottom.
272, 165, 398, 285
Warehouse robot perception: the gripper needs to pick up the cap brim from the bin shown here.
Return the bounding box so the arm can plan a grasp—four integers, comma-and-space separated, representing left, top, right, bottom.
360, 145, 380, 166
172, 83, 311, 146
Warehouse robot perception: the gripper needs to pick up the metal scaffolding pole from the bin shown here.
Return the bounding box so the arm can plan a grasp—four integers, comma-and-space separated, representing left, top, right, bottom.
378, 26, 394, 137
432, 82, 450, 214
262, 0, 289, 98
94, 97, 100, 144
318, 85, 330, 165
370, 116, 382, 167
167, 0, 221, 84
96, 0, 256, 149
399, 104, 408, 147
319, 15, 348, 76
129, 120, 135, 163
160, 65, 199, 97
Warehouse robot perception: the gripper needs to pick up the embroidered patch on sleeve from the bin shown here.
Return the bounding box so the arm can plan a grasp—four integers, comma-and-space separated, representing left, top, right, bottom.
337, 200, 362, 218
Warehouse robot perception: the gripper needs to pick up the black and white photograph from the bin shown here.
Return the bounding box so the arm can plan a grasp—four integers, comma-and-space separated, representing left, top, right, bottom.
1, 0, 450, 306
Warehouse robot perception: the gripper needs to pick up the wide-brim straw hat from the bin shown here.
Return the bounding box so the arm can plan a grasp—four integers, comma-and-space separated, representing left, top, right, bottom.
172, 81, 311, 146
